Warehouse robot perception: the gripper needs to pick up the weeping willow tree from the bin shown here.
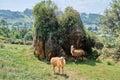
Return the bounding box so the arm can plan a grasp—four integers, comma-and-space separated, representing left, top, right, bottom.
33, 0, 59, 59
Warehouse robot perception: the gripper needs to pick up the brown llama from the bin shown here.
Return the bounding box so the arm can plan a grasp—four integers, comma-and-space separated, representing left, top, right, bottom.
71, 45, 85, 61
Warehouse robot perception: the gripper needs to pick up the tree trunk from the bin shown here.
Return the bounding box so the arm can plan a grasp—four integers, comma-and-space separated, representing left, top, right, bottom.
33, 37, 45, 59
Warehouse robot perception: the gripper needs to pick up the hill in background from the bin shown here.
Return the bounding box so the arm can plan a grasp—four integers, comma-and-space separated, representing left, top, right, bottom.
0, 9, 33, 28
0, 9, 101, 33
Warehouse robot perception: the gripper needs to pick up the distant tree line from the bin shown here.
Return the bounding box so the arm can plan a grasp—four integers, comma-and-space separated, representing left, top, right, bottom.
0, 19, 33, 41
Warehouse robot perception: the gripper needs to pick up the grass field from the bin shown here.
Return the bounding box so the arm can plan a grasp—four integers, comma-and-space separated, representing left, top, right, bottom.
0, 43, 120, 80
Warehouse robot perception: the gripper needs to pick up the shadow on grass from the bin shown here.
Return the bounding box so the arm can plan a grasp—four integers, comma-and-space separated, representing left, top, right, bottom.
68, 60, 97, 66
40, 59, 51, 64
54, 73, 69, 79
36, 55, 98, 66
34, 56, 51, 64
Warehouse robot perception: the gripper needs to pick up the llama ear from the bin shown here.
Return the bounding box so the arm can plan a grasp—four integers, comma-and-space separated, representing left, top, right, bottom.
60, 56, 64, 59
60, 56, 63, 58
71, 45, 73, 47
59, 57, 62, 60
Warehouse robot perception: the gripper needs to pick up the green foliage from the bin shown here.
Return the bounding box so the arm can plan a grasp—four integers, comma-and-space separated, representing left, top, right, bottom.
24, 31, 33, 41
107, 61, 115, 66
100, 33, 120, 59
0, 9, 33, 42
114, 33, 120, 48
33, 0, 58, 41
113, 54, 120, 61
0, 19, 10, 37
100, 0, 120, 34
0, 19, 7, 26
9, 26, 32, 40
58, 7, 84, 31
85, 29, 99, 41
0, 29, 5, 36
19, 27, 29, 38
99, 0, 120, 62
56, 6, 85, 44
0, 19, 33, 44
89, 48, 99, 60
96, 58, 103, 63
13, 31, 21, 39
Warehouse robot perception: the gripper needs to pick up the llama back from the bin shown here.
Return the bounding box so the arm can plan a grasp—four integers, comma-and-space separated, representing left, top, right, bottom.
50, 57, 65, 67
72, 49, 85, 56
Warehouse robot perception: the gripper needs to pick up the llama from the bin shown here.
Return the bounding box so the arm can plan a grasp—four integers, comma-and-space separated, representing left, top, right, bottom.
71, 45, 85, 61
50, 57, 66, 74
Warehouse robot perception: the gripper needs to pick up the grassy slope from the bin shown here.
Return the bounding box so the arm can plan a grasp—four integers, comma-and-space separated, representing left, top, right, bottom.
0, 44, 120, 80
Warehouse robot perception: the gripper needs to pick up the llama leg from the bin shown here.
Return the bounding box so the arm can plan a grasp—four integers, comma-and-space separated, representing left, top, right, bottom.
58, 66, 60, 73
76, 57, 79, 62
74, 57, 77, 62
82, 56, 84, 61
62, 67, 64, 74
53, 66, 55, 73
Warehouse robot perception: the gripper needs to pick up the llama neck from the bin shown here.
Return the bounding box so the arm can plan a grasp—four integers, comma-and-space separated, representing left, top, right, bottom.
71, 48, 74, 55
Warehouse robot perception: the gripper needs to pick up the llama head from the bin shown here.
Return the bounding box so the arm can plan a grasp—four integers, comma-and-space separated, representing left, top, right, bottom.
59, 57, 66, 65
71, 45, 74, 49
71, 45, 74, 54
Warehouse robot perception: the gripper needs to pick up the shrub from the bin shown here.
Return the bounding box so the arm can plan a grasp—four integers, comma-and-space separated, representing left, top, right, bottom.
24, 31, 33, 41
96, 58, 102, 63
102, 47, 115, 58
0, 44, 5, 49
89, 48, 99, 60
107, 61, 115, 66
113, 52, 120, 61
96, 54, 105, 63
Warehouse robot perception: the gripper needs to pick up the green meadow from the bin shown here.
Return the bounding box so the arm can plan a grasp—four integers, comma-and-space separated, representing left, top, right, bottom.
0, 43, 120, 80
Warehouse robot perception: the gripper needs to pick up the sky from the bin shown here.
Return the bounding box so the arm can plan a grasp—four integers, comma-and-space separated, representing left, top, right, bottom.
0, 0, 112, 14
